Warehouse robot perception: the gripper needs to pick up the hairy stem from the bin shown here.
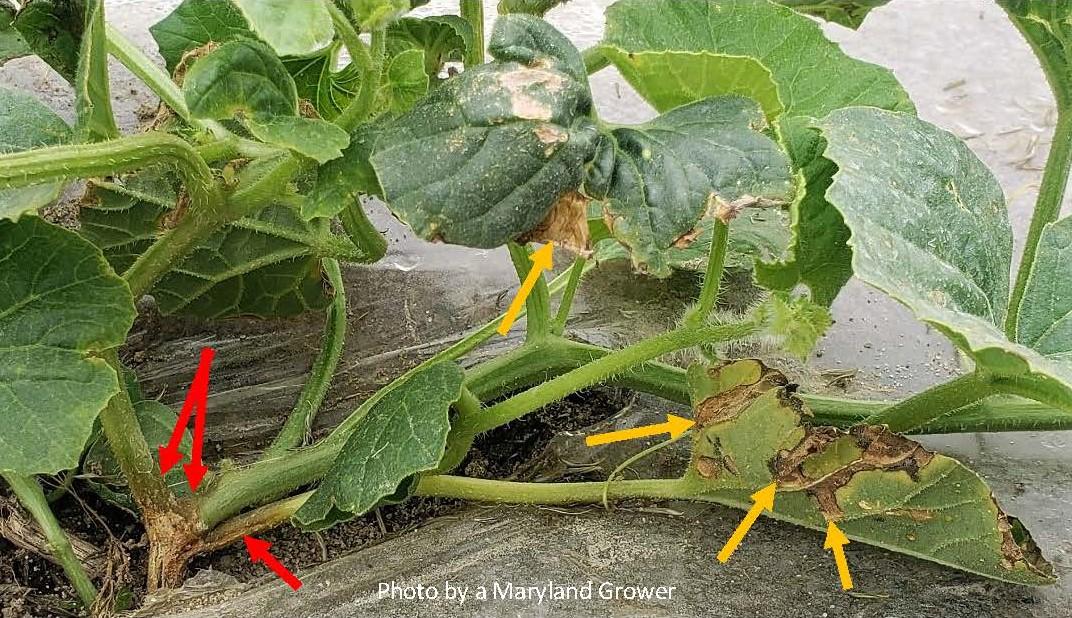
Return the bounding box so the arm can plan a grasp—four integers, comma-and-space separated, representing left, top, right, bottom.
1, 473, 97, 608
416, 474, 686, 505
105, 25, 191, 123
684, 219, 729, 328
340, 201, 388, 262
507, 242, 552, 341
1007, 110, 1072, 337
864, 372, 996, 432
460, 0, 484, 66
264, 260, 348, 458
329, 2, 382, 132
552, 257, 587, 335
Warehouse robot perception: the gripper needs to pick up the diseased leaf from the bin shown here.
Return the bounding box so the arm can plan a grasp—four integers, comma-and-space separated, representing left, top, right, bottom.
231, 0, 333, 58
0, 2, 30, 65
777, 0, 892, 29
246, 116, 350, 163
818, 107, 1072, 418
12, 0, 84, 82
998, 0, 1072, 109
0, 217, 135, 475
0, 87, 71, 221
183, 39, 298, 119
295, 361, 465, 530
369, 14, 598, 248
1017, 216, 1072, 362
150, 0, 258, 73
583, 96, 792, 277
75, 0, 119, 142
600, 0, 913, 300
386, 15, 472, 80
682, 360, 1054, 585
377, 48, 428, 114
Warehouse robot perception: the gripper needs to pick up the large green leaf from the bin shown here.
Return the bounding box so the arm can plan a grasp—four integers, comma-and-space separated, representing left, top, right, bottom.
599, 0, 913, 301
150, 0, 258, 73
295, 361, 465, 530
584, 96, 793, 276
0, 87, 71, 221
386, 15, 472, 80
0, 217, 135, 475
11, 0, 84, 82
184, 39, 298, 119
231, 0, 333, 58
369, 14, 598, 248
818, 107, 1072, 414
682, 360, 1054, 585
999, 0, 1072, 110
75, 0, 118, 142
776, 0, 892, 29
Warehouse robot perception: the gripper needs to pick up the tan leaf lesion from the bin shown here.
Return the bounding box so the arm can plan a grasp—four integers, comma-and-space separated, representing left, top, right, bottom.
519, 189, 591, 255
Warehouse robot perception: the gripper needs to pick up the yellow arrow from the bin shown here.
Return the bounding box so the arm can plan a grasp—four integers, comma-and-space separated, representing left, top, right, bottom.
716, 483, 776, 563
824, 521, 854, 590
585, 414, 695, 447
497, 242, 554, 336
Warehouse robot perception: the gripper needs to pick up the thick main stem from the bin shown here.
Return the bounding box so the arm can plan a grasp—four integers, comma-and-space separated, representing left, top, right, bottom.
864, 372, 995, 432
1007, 110, 1072, 338
416, 475, 686, 505
1, 473, 97, 608
460, 0, 485, 66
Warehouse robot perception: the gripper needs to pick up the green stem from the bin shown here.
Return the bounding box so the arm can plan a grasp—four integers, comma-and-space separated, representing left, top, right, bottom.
864, 372, 995, 432
329, 3, 379, 132
552, 257, 586, 336
684, 218, 729, 328
105, 25, 191, 123
460, 320, 758, 436
339, 201, 388, 263
415, 474, 686, 505
1007, 110, 1072, 338
507, 242, 552, 341
460, 0, 484, 66
582, 46, 609, 74
197, 265, 588, 527
1, 473, 97, 608
264, 260, 348, 458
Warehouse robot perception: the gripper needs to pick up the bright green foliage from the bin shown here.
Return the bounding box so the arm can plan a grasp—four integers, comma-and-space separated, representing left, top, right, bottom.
819, 108, 1072, 417
682, 360, 1054, 585
999, 0, 1072, 110
777, 0, 892, 29
295, 362, 465, 529
584, 96, 792, 277
386, 15, 472, 79
286, 52, 362, 121
0, 218, 135, 475
246, 116, 350, 164
231, 0, 334, 58
75, 0, 119, 142
0, 87, 71, 221
757, 292, 832, 360
599, 0, 913, 302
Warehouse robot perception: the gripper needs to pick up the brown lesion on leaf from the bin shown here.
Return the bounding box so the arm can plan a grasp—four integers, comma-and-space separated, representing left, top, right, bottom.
708, 192, 786, 225
693, 361, 789, 428
772, 424, 935, 520
496, 67, 565, 121
996, 504, 1054, 577
532, 123, 569, 157
519, 190, 590, 255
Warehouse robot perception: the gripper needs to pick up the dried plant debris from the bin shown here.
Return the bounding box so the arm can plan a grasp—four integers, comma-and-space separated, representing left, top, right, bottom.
681, 360, 1054, 585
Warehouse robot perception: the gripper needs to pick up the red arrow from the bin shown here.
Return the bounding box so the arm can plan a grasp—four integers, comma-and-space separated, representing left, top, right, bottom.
158, 347, 215, 491
243, 536, 302, 590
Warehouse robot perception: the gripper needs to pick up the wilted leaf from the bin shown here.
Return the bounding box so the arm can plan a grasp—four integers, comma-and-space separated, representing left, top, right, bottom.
584, 96, 792, 277
599, 0, 913, 299
777, 0, 892, 29
370, 14, 598, 248
681, 360, 1054, 585
0, 217, 135, 475
150, 0, 258, 73
75, 0, 119, 142
295, 361, 465, 530
246, 116, 350, 163
0, 87, 71, 221
232, 0, 333, 57
819, 107, 1072, 422
386, 15, 472, 79
998, 1, 1072, 109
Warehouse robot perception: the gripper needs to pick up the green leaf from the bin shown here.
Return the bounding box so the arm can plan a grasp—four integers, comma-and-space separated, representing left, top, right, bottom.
777, 0, 892, 29
369, 14, 598, 248
498, 0, 571, 17
377, 48, 428, 114
0, 217, 135, 475
231, 0, 333, 58
183, 39, 298, 119
351, 0, 410, 31
245, 116, 350, 163
1016, 216, 1072, 362
12, 0, 84, 82
294, 361, 465, 530
75, 0, 119, 142
683, 360, 1054, 585
818, 107, 1072, 413
306, 121, 383, 220
584, 96, 793, 277
0, 87, 72, 221
285, 51, 363, 121
150, 0, 258, 74
600, 0, 913, 299
756, 292, 832, 360
998, 0, 1072, 109
386, 15, 472, 80
0, 2, 30, 65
